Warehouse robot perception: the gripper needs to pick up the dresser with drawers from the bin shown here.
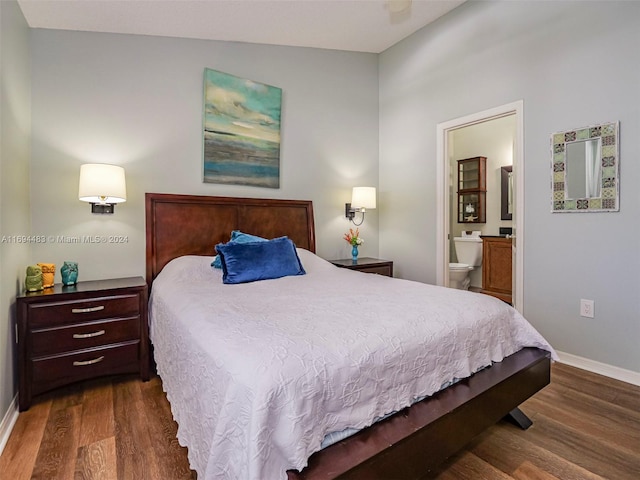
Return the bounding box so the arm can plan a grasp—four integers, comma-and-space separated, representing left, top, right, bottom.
17, 276, 149, 411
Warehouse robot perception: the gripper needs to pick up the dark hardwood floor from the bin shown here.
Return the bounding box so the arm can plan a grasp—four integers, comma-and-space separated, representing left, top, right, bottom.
1, 363, 639, 479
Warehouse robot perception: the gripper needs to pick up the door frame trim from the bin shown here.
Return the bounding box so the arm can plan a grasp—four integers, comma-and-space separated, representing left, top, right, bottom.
436, 100, 524, 312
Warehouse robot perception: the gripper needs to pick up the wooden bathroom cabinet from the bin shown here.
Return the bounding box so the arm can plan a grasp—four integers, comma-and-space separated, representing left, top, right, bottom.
481, 236, 512, 304
457, 156, 486, 223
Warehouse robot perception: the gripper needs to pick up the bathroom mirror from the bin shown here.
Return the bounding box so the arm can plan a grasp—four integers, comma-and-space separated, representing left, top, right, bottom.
551, 121, 619, 212
501, 166, 513, 220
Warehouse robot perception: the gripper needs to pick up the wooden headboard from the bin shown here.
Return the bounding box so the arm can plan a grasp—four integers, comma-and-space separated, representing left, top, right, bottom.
145, 193, 316, 286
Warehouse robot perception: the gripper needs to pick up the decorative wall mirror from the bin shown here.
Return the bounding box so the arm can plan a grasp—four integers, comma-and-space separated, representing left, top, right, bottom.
551, 121, 619, 212
501, 165, 513, 220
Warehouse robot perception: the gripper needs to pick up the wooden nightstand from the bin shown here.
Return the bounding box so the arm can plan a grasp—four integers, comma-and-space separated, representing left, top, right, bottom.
16, 276, 149, 411
330, 257, 393, 277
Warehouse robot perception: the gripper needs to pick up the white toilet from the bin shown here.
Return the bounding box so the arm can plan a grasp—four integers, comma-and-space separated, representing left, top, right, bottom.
449, 231, 483, 290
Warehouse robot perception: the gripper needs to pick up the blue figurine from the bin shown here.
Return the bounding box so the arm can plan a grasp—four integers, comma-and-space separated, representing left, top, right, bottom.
61, 261, 78, 285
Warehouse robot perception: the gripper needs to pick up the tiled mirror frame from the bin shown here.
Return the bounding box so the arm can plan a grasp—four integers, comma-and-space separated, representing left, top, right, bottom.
551, 121, 619, 213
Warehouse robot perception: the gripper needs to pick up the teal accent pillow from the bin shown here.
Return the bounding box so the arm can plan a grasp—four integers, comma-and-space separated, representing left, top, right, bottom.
212, 231, 267, 268
215, 237, 306, 284
230, 230, 265, 242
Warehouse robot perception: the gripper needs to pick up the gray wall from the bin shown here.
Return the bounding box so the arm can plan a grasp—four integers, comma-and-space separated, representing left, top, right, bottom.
29, 30, 380, 282
379, 1, 640, 372
0, 0, 31, 421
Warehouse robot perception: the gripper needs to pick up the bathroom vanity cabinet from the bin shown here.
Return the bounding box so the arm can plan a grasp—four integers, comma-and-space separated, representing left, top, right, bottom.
481, 236, 512, 304
457, 156, 486, 223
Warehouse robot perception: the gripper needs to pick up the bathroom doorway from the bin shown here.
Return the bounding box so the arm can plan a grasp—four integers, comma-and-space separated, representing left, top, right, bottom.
436, 101, 524, 312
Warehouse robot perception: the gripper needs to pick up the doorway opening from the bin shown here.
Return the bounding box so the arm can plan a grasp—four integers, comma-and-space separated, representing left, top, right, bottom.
436, 101, 524, 312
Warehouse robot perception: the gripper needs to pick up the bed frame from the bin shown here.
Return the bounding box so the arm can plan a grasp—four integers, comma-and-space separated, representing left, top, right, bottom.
145, 192, 551, 479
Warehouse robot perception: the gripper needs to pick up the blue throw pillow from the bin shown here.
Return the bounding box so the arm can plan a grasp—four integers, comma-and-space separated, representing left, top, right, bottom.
230, 230, 265, 242
215, 236, 306, 284
211, 231, 267, 268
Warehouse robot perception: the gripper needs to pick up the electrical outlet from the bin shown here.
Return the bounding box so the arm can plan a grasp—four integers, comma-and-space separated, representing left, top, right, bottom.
580, 299, 594, 318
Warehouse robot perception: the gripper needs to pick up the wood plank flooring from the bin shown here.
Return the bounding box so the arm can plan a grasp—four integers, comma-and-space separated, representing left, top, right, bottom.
427, 363, 640, 480
1, 363, 638, 479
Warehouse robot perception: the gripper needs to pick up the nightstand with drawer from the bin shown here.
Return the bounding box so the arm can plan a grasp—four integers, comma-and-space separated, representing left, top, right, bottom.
330, 257, 394, 277
17, 276, 149, 411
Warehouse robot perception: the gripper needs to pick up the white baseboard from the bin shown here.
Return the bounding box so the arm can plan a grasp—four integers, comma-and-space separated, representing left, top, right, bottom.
556, 351, 640, 387
0, 395, 19, 457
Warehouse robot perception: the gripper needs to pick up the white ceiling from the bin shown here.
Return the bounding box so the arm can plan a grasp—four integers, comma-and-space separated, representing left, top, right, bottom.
17, 0, 466, 53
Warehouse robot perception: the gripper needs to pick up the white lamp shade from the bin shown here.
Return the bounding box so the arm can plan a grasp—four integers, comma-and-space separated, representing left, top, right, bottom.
351, 187, 376, 210
79, 164, 127, 204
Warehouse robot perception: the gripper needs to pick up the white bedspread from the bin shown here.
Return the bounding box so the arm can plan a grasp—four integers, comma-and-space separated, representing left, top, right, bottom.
149, 250, 555, 480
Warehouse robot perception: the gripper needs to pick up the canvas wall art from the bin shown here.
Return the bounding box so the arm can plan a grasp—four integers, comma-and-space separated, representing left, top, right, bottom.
203, 68, 282, 188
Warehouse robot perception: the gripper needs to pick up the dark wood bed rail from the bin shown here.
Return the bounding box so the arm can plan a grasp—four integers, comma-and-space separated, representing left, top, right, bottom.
290, 347, 550, 479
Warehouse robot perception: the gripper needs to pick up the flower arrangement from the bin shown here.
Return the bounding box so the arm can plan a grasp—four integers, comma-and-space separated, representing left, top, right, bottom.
343, 228, 364, 246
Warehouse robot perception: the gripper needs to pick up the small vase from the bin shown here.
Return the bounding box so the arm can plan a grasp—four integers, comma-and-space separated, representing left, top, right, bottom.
351, 245, 359, 262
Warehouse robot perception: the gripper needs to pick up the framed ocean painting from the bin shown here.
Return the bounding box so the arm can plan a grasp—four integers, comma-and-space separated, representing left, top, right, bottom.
203, 68, 282, 188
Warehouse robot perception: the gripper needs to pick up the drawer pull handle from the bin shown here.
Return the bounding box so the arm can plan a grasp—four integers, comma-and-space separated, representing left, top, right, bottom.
71, 305, 105, 314
73, 330, 106, 339
73, 356, 105, 367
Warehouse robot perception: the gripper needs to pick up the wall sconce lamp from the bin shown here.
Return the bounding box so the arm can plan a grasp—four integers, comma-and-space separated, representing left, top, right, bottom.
78, 164, 127, 214
345, 186, 376, 226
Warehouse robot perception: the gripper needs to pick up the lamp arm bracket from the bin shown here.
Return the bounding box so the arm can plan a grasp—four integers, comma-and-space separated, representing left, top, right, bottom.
345, 203, 365, 225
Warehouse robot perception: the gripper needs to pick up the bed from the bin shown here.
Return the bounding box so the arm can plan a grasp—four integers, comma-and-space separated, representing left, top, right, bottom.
145, 192, 555, 480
